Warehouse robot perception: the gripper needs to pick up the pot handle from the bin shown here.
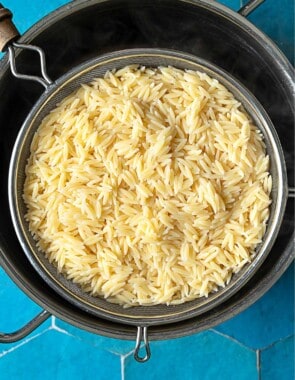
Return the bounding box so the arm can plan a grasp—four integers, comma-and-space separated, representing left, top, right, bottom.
0, 309, 51, 343
238, 0, 265, 17
0, 4, 53, 89
134, 326, 151, 363
0, 4, 19, 51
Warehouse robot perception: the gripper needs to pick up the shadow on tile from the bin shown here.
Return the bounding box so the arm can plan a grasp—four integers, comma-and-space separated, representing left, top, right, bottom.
0, 329, 121, 380
261, 335, 294, 380
215, 262, 294, 349
54, 318, 136, 355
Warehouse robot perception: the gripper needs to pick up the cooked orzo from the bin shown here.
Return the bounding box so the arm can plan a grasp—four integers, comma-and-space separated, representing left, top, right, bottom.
24, 65, 271, 306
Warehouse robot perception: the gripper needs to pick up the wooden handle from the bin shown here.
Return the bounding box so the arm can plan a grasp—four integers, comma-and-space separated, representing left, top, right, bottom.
0, 4, 20, 52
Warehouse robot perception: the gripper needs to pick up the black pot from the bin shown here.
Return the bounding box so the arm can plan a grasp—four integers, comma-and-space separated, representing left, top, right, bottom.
0, 0, 294, 361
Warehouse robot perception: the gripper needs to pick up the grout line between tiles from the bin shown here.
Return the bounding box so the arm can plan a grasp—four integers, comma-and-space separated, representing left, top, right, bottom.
259, 333, 295, 351
210, 328, 256, 351
50, 318, 133, 353
256, 350, 261, 380
0, 327, 50, 358
121, 354, 125, 380
49, 316, 73, 336
107, 339, 146, 359
107, 348, 133, 380
211, 330, 295, 355
120, 348, 137, 380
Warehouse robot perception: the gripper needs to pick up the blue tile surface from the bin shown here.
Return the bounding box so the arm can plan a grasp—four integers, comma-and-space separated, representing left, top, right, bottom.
0, 330, 121, 380
215, 262, 295, 349
246, 0, 294, 64
218, 0, 241, 11
0, 267, 51, 355
0, 0, 294, 379
0, 268, 43, 332
3, 0, 68, 34
261, 336, 295, 380
54, 319, 135, 355
125, 331, 257, 380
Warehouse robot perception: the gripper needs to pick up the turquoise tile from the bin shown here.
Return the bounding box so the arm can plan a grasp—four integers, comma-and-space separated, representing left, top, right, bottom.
54, 318, 135, 355
0, 267, 51, 360
261, 335, 295, 380
0, 268, 44, 332
4, 0, 70, 34
234, 0, 294, 63
0, 268, 51, 355
245, 0, 294, 64
218, 0, 241, 11
0, 0, 70, 59
215, 262, 295, 349
0, 266, 133, 357
0, 329, 121, 380
124, 331, 258, 380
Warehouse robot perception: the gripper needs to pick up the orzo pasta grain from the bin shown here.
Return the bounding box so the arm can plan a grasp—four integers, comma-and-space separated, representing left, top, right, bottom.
24, 65, 271, 306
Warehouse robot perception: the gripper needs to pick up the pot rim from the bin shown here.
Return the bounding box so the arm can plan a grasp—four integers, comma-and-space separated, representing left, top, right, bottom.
0, 0, 294, 340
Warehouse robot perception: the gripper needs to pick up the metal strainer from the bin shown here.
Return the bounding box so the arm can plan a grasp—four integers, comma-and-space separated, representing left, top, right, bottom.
1, 4, 288, 362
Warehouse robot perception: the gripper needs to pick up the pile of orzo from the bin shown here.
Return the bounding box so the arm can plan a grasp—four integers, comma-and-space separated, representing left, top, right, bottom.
24, 65, 271, 306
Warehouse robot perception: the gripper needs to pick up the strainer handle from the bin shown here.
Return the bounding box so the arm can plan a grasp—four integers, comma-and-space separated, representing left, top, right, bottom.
134, 326, 151, 363
238, 0, 265, 17
0, 309, 51, 343
0, 4, 53, 89
7, 42, 53, 88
